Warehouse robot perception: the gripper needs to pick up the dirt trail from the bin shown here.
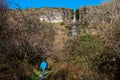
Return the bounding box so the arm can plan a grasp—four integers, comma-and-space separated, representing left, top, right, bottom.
53, 25, 68, 51
46, 24, 70, 71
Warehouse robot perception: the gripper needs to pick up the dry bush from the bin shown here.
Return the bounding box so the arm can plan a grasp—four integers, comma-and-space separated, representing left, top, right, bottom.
64, 0, 120, 80
0, 8, 55, 80
94, 16, 120, 80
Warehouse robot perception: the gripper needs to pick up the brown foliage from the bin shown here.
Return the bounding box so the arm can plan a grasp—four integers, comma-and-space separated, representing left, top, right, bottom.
0, 8, 55, 79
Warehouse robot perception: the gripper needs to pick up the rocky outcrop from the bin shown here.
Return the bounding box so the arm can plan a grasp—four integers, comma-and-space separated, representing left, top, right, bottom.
39, 8, 73, 23
76, 0, 120, 36
9, 8, 73, 23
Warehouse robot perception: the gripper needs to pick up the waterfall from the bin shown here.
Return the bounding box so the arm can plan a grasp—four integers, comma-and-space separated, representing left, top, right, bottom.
72, 11, 77, 36
73, 11, 76, 23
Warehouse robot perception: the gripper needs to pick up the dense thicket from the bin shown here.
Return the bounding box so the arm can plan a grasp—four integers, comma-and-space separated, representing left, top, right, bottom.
65, 0, 120, 80
0, 8, 55, 80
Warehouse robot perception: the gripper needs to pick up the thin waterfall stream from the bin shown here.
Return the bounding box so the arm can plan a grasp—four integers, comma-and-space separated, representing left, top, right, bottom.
72, 11, 78, 36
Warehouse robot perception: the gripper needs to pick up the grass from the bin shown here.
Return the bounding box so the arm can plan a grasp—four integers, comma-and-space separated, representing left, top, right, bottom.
31, 69, 52, 80
31, 69, 42, 80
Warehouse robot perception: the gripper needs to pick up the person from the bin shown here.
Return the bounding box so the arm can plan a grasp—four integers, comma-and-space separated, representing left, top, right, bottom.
39, 61, 47, 80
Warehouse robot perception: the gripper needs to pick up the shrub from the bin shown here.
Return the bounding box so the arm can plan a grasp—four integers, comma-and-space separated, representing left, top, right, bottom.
93, 46, 120, 79
0, 8, 55, 80
60, 22, 65, 25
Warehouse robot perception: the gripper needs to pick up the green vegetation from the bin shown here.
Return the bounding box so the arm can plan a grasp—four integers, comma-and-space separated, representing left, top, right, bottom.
31, 69, 52, 80
64, 0, 120, 79
60, 22, 65, 25
66, 29, 120, 79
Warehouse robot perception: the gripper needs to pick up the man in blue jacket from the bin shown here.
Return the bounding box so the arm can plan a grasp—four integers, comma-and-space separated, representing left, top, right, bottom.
39, 61, 47, 80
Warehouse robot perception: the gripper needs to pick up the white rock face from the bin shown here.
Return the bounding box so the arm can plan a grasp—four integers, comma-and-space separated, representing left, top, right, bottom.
39, 11, 63, 23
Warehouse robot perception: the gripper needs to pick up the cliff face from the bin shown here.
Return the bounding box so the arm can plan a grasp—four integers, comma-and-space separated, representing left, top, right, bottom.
38, 8, 74, 23
9, 8, 73, 23
76, 0, 120, 36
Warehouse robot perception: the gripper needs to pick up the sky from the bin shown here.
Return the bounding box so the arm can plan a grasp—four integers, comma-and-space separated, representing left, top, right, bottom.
6, 0, 107, 10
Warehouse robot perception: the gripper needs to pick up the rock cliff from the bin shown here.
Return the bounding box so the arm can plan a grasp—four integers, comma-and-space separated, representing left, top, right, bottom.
76, 0, 120, 36
9, 8, 73, 23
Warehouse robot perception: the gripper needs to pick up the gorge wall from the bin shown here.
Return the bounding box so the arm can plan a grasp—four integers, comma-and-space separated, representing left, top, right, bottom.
76, 0, 120, 36
8, 8, 73, 23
